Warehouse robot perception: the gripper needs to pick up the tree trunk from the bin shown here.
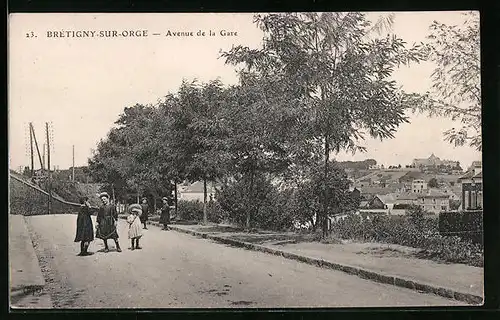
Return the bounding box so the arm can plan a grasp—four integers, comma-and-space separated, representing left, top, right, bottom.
246, 170, 255, 230
322, 134, 330, 239
112, 184, 116, 205
153, 190, 157, 214
174, 181, 178, 218
203, 177, 208, 225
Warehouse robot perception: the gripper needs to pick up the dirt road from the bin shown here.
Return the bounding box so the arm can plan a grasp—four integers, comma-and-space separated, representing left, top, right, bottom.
24, 214, 461, 308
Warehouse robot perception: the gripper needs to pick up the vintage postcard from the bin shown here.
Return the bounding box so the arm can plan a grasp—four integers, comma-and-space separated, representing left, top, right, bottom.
8, 12, 483, 309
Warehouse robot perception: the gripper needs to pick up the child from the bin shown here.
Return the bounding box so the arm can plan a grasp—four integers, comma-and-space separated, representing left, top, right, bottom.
127, 204, 143, 250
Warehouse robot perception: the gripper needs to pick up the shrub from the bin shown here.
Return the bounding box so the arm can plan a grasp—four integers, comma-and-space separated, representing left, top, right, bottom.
206, 200, 226, 224
177, 200, 204, 221
288, 161, 359, 231
332, 214, 483, 267
215, 174, 294, 231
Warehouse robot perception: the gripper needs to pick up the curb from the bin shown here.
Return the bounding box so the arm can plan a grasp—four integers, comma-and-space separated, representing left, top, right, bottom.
9, 215, 52, 308
120, 216, 484, 305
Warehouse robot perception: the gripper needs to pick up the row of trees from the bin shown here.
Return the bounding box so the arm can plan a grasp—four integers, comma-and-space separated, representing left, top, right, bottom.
88, 12, 480, 237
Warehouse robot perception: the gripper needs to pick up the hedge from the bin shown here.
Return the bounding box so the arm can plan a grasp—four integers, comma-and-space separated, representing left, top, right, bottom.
332, 214, 483, 267
439, 210, 483, 245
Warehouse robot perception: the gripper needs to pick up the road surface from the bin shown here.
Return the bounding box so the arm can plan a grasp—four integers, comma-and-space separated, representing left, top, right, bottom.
23, 214, 461, 308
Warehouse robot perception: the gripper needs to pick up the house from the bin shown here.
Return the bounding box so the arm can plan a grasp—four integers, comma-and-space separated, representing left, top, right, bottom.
441, 186, 462, 201
393, 192, 419, 205
357, 186, 397, 201
416, 189, 450, 214
359, 200, 369, 209
367, 194, 398, 209
458, 162, 482, 211
350, 187, 361, 199
177, 181, 216, 202
411, 179, 428, 193
412, 153, 459, 168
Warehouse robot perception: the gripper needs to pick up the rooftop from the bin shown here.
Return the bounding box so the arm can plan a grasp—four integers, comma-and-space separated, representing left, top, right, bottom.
418, 189, 449, 198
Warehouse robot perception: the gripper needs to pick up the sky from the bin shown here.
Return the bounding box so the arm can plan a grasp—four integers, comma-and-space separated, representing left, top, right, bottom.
8, 12, 481, 172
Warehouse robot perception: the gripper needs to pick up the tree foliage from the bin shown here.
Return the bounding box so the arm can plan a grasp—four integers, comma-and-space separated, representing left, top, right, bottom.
222, 12, 428, 236
428, 177, 439, 188
88, 13, 432, 235
414, 12, 481, 150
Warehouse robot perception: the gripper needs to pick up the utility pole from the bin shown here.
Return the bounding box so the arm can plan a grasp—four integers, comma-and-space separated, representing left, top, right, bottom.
46, 123, 52, 214
29, 123, 34, 177
72, 145, 75, 182
42, 144, 46, 171
30, 123, 44, 174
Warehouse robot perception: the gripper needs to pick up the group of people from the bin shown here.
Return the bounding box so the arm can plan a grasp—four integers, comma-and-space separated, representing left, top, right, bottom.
74, 192, 172, 256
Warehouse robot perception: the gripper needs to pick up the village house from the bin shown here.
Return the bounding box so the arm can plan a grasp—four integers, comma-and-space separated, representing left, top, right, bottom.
411, 179, 428, 193
361, 189, 449, 215
416, 189, 450, 214
355, 186, 396, 201
177, 181, 216, 202
458, 161, 482, 211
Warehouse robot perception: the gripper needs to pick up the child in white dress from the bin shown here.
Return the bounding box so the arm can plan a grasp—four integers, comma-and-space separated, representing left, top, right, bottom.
127, 204, 143, 250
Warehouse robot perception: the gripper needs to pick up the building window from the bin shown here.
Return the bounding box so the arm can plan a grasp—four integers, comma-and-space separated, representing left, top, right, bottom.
441, 206, 447, 211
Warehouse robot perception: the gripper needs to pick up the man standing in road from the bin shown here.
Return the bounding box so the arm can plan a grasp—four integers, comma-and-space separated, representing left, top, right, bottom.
96, 192, 122, 253
140, 197, 149, 230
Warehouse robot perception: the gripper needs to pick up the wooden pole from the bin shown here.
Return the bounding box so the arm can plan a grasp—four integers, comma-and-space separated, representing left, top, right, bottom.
72, 145, 75, 182
203, 177, 207, 225
46, 123, 52, 214
42, 144, 46, 171
30, 124, 44, 173
29, 123, 34, 177
174, 181, 178, 218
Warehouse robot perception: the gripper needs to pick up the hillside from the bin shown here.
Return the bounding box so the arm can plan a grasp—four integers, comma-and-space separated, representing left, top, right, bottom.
355, 169, 462, 186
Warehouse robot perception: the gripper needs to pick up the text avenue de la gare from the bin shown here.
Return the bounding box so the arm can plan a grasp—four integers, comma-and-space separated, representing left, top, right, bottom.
45, 30, 238, 38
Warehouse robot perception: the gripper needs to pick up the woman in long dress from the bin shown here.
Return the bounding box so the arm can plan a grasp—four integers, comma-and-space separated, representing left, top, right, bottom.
160, 197, 171, 230
74, 197, 94, 256
95, 192, 122, 253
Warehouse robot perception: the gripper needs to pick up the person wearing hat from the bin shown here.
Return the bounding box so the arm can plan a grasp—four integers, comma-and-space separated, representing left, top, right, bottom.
140, 197, 149, 230
74, 196, 94, 256
95, 192, 122, 253
160, 197, 171, 230
127, 204, 143, 250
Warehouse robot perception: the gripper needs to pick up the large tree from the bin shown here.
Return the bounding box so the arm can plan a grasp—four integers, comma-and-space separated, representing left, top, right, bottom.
88, 104, 158, 204
166, 80, 228, 224
416, 12, 481, 150
222, 12, 428, 237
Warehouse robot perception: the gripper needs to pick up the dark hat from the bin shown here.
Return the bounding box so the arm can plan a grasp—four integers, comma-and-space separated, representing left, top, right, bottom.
162, 197, 169, 201
79, 196, 89, 204
98, 192, 110, 199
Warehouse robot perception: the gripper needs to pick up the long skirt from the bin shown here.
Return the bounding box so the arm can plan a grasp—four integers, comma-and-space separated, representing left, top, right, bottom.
139, 212, 148, 223
160, 211, 170, 225
74, 213, 94, 242
96, 216, 119, 240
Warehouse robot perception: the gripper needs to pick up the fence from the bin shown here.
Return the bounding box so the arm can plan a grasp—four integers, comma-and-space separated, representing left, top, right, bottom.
9, 173, 89, 216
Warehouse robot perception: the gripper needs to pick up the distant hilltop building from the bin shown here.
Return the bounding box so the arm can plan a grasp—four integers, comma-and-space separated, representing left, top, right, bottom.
412, 153, 459, 168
